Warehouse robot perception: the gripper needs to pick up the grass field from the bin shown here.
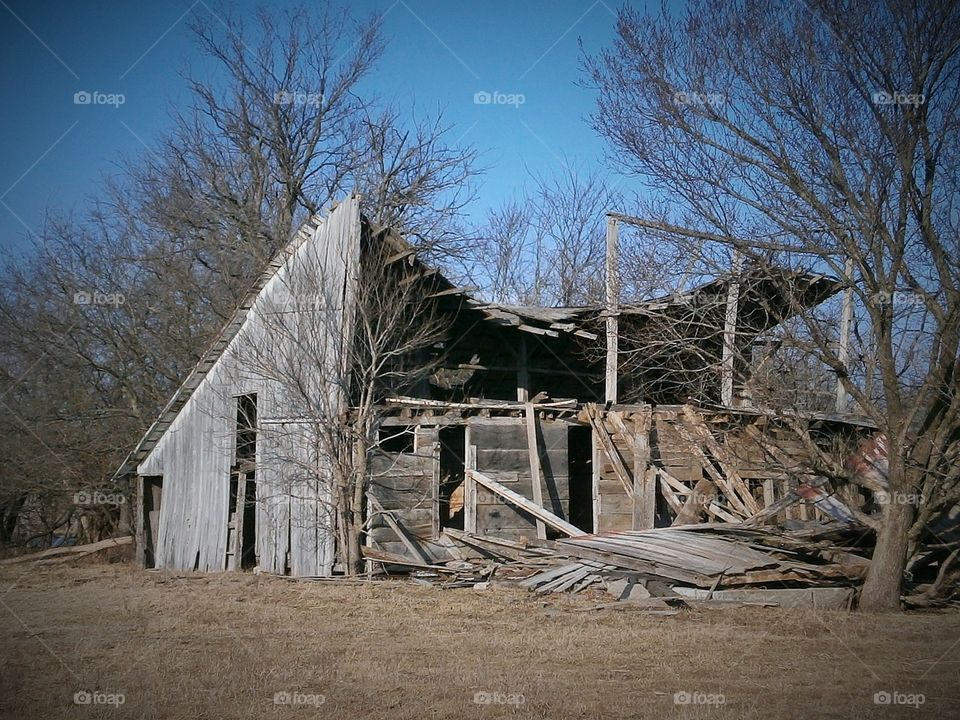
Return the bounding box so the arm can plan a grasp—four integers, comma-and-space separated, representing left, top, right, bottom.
0, 560, 958, 719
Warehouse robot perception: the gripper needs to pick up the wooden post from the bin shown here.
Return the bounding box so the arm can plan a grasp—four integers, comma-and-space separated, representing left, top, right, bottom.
632, 408, 655, 529
721, 252, 742, 406
605, 215, 619, 404
524, 403, 548, 539
230, 471, 247, 571
836, 257, 853, 413
517, 334, 529, 403
464, 437, 477, 533
134, 475, 145, 567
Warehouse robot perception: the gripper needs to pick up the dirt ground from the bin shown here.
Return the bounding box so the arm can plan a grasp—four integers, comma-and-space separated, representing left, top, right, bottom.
0, 560, 958, 719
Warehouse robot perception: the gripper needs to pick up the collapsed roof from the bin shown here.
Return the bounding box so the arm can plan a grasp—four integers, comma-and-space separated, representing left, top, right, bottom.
115, 202, 839, 478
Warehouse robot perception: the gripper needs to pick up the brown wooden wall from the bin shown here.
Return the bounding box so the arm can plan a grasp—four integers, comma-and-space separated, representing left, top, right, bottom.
471, 420, 571, 540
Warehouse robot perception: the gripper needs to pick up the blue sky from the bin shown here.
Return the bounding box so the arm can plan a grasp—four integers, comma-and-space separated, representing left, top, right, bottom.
0, 0, 665, 254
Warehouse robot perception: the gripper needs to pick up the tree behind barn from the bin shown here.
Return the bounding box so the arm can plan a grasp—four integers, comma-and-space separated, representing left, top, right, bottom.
0, 1, 476, 545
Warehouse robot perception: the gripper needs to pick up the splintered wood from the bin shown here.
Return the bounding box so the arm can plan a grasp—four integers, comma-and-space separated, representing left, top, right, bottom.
360, 523, 869, 608
359, 402, 888, 608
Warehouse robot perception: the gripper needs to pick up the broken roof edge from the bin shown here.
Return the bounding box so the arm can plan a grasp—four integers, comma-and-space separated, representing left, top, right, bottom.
465, 268, 840, 332
112, 203, 845, 481
113, 195, 361, 480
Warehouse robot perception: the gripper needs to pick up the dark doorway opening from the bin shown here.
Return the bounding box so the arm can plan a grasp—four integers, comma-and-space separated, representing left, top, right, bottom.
568, 426, 594, 533
228, 473, 257, 570
235, 393, 257, 462
142, 476, 163, 568
438, 426, 466, 531
240, 476, 257, 568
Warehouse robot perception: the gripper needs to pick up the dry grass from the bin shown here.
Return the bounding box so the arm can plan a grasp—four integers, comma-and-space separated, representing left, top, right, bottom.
0, 560, 957, 719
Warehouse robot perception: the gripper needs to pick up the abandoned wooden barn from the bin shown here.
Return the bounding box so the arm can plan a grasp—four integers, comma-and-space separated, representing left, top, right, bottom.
117, 196, 873, 577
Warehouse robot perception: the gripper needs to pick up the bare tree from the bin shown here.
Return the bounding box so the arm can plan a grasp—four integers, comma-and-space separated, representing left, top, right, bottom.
585, 0, 960, 610
0, 1, 478, 546
473, 165, 626, 305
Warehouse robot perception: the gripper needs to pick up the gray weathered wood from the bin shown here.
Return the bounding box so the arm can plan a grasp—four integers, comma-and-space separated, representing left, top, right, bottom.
368, 493, 432, 564
524, 403, 547, 539
632, 409, 654, 529
605, 215, 619, 403
469, 470, 585, 537
720, 251, 742, 405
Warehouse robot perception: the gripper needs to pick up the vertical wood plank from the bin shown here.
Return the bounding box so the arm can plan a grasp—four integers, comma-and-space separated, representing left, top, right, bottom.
836, 257, 854, 412
465, 433, 477, 534
632, 409, 655, 529
524, 403, 547, 539
721, 252, 742, 405
605, 216, 619, 404
230, 472, 247, 571
517, 334, 529, 403
134, 475, 145, 567
762, 477, 775, 509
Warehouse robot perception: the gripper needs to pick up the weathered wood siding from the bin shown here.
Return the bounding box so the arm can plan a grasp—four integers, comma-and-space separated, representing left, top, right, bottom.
471, 419, 570, 541
368, 428, 437, 558
138, 197, 360, 575
594, 421, 636, 533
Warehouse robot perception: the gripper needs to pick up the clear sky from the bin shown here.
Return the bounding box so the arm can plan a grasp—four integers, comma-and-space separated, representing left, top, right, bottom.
0, 0, 671, 255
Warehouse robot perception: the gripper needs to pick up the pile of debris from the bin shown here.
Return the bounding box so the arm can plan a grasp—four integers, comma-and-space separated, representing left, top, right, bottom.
361, 523, 871, 610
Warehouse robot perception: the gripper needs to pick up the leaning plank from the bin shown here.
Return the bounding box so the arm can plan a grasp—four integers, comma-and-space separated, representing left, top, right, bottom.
707, 502, 743, 524
367, 494, 433, 564
469, 470, 586, 537
681, 406, 760, 514
524, 403, 548, 540
0, 536, 133, 566
586, 405, 634, 498
658, 475, 685, 515
671, 420, 751, 517
360, 546, 452, 571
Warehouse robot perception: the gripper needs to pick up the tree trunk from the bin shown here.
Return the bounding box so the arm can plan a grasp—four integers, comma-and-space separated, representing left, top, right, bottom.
344, 435, 369, 576
860, 499, 913, 612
